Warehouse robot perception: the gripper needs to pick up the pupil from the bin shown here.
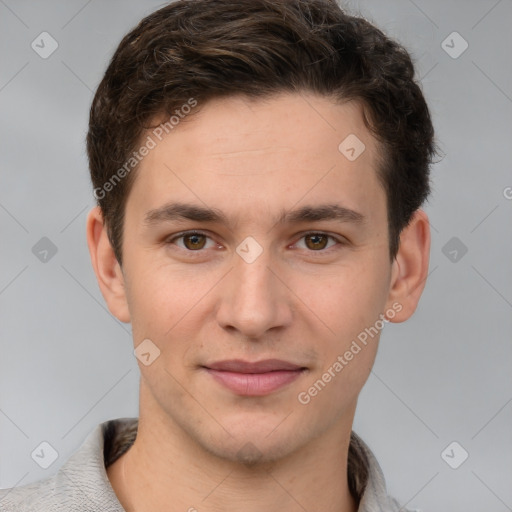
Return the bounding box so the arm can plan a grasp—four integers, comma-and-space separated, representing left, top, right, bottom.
186, 234, 204, 250
307, 234, 327, 250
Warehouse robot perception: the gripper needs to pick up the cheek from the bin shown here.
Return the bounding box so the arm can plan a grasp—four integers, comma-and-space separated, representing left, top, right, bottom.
123, 268, 171, 349
294, 261, 389, 339
126, 260, 192, 324
126, 266, 215, 369
295, 276, 383, 412
291, 260, 389, 402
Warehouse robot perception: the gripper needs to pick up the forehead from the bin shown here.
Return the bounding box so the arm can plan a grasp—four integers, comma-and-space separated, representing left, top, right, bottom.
126, 93, 386, 228
148, 93, 379, 168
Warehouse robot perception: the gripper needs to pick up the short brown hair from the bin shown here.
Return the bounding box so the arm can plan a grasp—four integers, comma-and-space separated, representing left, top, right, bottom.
87, 0, 438, 266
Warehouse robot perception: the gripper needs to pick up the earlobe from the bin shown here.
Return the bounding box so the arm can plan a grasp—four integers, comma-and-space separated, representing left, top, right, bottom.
385, 209, 431, 323
86, 206, 131, 323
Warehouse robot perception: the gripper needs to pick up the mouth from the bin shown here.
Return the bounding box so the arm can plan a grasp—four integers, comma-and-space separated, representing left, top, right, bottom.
202, 359, 307, 396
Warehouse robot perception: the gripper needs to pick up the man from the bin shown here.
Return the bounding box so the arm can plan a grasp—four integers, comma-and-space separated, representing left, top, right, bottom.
0, 0, 436, 510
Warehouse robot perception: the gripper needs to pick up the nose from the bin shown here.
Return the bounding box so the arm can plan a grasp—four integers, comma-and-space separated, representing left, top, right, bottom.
215, 243, 293, 340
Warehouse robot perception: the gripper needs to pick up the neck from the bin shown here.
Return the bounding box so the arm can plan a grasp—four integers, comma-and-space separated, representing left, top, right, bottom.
107, 395, 359, 512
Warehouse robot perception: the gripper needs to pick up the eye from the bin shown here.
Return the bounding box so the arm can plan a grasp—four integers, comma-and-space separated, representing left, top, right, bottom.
294, 232, 341, 251
166, 230, 344, 254
168, 231, 217, 251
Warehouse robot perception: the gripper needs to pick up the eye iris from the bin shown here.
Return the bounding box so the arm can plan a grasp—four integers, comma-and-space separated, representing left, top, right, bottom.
184, 234, 206, 250
305, 234, 328, 250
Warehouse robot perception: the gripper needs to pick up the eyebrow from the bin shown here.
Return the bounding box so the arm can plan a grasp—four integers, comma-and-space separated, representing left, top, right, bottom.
143, 202, 366, 229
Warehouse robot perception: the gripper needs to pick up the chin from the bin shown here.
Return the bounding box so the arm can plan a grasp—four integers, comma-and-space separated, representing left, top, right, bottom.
207, 438, 296, 468
191, 419, 310, 468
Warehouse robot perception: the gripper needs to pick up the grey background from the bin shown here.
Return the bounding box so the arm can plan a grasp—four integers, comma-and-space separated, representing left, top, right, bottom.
1, 0, 511, 510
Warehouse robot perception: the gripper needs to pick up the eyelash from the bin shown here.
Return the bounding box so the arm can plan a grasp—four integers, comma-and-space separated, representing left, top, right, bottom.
166, 230, 346, 254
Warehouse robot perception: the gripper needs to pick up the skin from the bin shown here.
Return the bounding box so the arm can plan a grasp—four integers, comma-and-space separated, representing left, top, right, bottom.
86, 93, 430, 512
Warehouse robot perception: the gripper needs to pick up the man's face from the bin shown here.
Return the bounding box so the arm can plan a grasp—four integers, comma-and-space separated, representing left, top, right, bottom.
118, 93, 399, 463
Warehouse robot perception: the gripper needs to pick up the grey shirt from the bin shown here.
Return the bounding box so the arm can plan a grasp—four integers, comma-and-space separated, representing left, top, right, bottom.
0, 417, 409, 511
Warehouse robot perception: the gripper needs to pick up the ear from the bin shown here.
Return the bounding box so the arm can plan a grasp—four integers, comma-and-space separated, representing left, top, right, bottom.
384, 209, 431, 322
86, 206, 131, 323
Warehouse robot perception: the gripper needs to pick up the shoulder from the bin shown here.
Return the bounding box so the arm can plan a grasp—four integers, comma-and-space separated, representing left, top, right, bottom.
0, 417, 138, 512
0, 476, 52, 512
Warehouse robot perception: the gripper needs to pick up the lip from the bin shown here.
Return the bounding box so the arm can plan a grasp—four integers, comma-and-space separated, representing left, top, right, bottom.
206, 359, 304, 373
203, 359, 306, 396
